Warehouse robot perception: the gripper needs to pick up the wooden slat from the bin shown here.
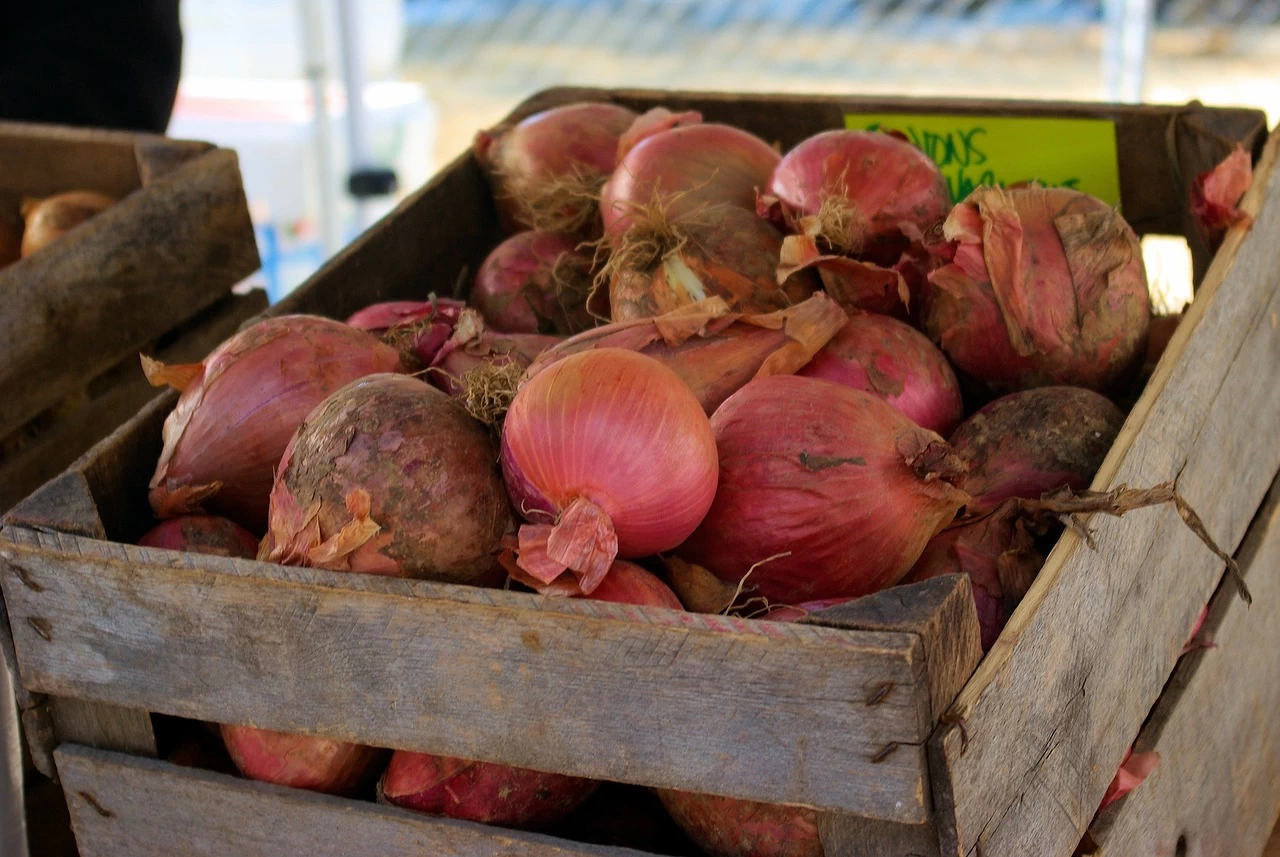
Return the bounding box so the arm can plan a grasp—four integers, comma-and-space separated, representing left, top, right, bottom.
0, 531, 934, 821
55, 745, 647, 857
0, 121, 146, 201
134, 138, 215, 187
931, 128, 1280, 857
1088, 474, 1280, 857
0, 147, 260, 439
0, 291, 267, 514
50, 698, 155, 759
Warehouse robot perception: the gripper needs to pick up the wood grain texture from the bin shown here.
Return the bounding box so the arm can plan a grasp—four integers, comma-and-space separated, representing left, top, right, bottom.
932, 128, 1280, 857
818, 813, 940, 857
1088, 474, 1280, 857
0, 147, 259, 439
55, 745, 649, 857
50, 698, 154, 759
134, 138, 214, 186
0, 291, 266, 514
0, 530, 933, 821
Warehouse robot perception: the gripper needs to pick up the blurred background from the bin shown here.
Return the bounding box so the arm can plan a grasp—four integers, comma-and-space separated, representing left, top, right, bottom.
171, 0, 1280, 305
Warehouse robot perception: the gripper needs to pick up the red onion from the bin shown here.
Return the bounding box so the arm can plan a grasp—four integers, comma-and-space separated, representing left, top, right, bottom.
1099, 748, 1160, 812
526, 294, 848, 416
19, 190, 117, 258
501, 348, 718, 595
346, 298, 467, 367
145, 315, 406, 531
220, 724, 386, 796
475, 101, 638, 234
1191, 145, 1252, 251
429, 311, 560, 401
950, 386, 1124, 513
761, 130, 950, 317
138, 515, 259, 557
379, 560, 680, 827
797, 310, 963, 435
923, 186, 1150, 393
758, 597, 856, 623
259, 374, 511, 582
606, 205, 816, 322
681, 375, 969, 603
900, 501, 1045, 651
471, 231, 597, 334
600, 123, 780, 240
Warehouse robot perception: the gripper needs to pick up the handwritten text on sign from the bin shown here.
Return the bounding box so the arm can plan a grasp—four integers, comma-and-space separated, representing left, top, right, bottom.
843, 113, 1121, 206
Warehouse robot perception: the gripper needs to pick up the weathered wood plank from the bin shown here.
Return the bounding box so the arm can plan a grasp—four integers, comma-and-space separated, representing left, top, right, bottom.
0, 291, 266, 514
134, 138, 214, 186
55, 745, 647, 857
0, 147, 259, 439
818, 814, 940, 857
0, 532, 933, 821
50, 698, 155, 759
932, 128, 1280, 857
1088, 474, 1280, 857
0, 120, 146, 200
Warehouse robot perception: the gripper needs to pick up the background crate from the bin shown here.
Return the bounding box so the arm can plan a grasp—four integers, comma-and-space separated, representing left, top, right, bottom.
1, 89, 1277, 857
0, 121, 264, 513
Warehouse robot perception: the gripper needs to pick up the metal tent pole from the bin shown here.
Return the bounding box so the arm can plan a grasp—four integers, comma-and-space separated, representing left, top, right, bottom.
1102, 0, 1155, 103
335, 0, 396, 235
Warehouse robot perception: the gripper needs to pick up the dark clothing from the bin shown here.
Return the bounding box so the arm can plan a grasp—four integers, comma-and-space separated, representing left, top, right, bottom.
0, 1, 183, 133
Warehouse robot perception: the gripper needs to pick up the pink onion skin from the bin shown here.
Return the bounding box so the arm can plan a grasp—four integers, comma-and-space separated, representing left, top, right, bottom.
138, 515, 259, 556
147, 315, 407, 532
379, 559, 679, 828
475, 102, 638, 233
430, 329, 561, 399
950, 386, 1124, 514
600, 124, 781, 240
220, 724, 387, 797
923, 186, 1150, 394
681, 375, 969, 603
797, 311, 963, 436
260, 374, 511, 582
501, 348, 719, 593
472, 231, 596, 335
759, 597, 856, 624
763, 129, 950, 262
900, 505, 1044, 652
345, 299, 466, 335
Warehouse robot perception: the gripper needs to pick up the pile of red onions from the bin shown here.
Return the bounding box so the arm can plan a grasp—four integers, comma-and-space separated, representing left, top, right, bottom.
797, 309, 963, 435
501, 348, 718, 595
145, 315, 406, 531
525, 293, 848, 415
471, 231, 598, 334
923, 186, 1151, 393
260, 373, 511, 582
681, 374, 969, 603
19, 190, 117, 258
760, 129, 952, 317
475, 101, 638, 234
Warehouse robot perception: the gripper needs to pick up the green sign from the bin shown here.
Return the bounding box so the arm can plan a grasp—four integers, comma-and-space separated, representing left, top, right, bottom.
843, 113, 1121, 206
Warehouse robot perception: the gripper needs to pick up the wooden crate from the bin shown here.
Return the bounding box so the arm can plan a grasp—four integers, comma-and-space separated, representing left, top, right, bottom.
1, 89, 1277, 857
0, 120, 263, 513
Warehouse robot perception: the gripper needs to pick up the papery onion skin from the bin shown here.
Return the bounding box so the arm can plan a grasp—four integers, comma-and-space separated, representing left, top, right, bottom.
430, 327, 560, 400
379, 560, 679, 828
137, 515, 259, 557
220, 724, 387, 797
147, 315, 407, 531
260, 374, 511, 582
950, 386, 1124, 513
475, 102, 638, 234
472, 231, 596, 334
762, 129, 950, 262
501, 348, 718, 593
345, 299, 465, 335
922, 186, 1150, 394
600, 124, 780, 240
609, 206, 816, 322
19, 190, 117, 258
797, 310, 963, 436
681, 375, 969, 603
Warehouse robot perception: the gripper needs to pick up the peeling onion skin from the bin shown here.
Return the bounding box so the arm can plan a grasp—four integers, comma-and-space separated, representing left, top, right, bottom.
949, 386, 1124, 513
147, 315, 407, 532
137, 515, 260, 557
797, 310, 963, 436
681, 375, 969, 604
220, 724, 387, 797
922, 186, 1150, 394
262, 374, 512, 582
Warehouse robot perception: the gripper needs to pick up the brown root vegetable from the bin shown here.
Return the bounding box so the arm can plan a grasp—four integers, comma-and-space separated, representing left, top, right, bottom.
19, 190, 116, 257
950, 386, 1124, 514
259, 374, 511, 583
